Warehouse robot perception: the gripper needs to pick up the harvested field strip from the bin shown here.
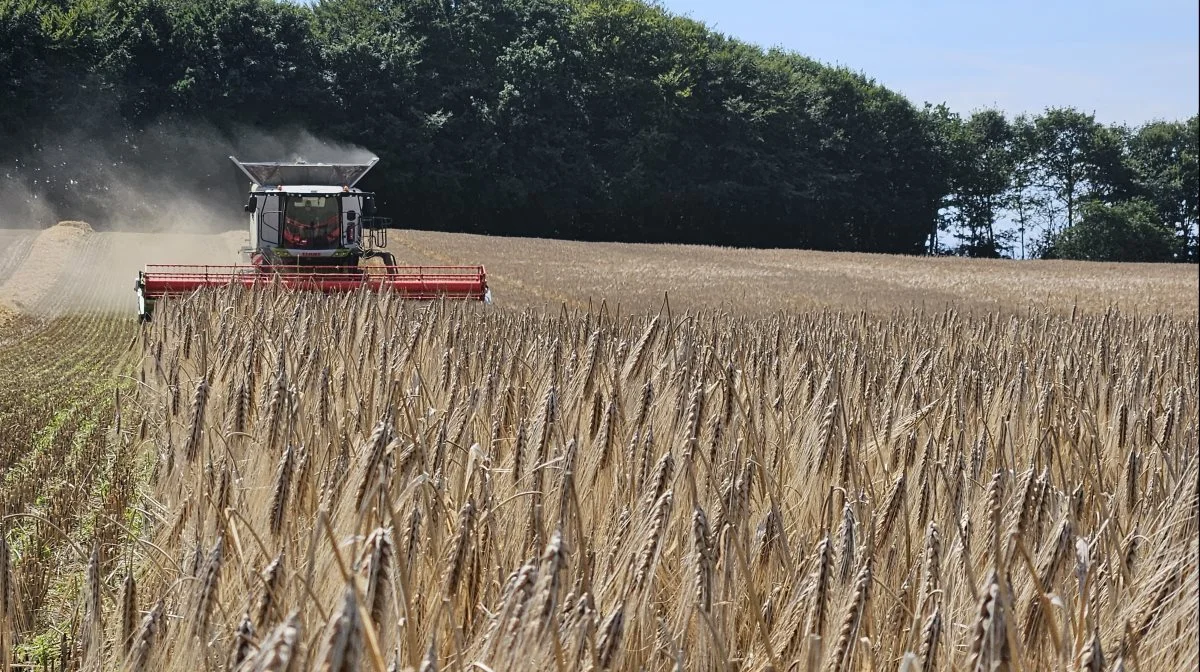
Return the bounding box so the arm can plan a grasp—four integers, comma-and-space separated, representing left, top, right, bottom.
0, 225, 90, 318
0, 310, 139, 635
0, 230, 36, 285
0, 230, 37, 328
71, 288, 1199, 671
36, 230, 129, 316
0, 227, 140, 640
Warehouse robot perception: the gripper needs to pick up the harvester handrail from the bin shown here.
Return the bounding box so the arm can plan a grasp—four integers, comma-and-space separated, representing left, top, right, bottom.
138, 264, 489, 304
143, 264, 484, 272
141, 264, 486, 279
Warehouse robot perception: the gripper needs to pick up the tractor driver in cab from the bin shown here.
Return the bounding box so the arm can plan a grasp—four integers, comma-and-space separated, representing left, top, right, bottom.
283, 194, 341, 248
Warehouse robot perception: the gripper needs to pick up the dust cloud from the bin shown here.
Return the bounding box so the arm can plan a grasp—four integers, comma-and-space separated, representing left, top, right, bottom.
0, 180, 57, 231
2, 121, 376, 232
1, 121, 378, 318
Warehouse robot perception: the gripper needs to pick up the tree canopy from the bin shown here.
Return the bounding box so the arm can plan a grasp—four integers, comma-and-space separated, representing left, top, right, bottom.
1, 0, 1195, 262
1050, 199, 1177, 263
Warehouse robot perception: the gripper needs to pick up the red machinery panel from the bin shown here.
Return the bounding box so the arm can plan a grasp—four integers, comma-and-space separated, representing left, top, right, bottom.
138, 264, 489, 302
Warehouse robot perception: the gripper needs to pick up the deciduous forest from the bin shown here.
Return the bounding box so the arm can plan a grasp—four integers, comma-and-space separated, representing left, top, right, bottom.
1, 0, 1196, 260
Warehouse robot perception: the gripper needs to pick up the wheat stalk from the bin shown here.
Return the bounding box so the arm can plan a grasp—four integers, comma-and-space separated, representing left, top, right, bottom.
825, 560, 872, 672
317, 583, 363, 672
269, 444, 296, 536
243, 609, 302, 672
230, 612, 255, 670
120, 568, 137, 654
917, 606, 941, 671
966, 571, 1010, 672
126, 599, 163, 672
191, 539, 223, 639
183, 378, 209, 462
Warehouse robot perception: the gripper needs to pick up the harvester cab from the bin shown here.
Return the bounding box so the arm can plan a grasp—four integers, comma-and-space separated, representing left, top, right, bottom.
233, 156, 395, 269
134, 156, 489, 319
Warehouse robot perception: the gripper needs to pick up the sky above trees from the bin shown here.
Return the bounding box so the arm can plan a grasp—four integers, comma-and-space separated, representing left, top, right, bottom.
655, 0, 1199, 125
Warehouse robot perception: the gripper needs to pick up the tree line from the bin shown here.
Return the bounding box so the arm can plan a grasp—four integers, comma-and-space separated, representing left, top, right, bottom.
2, 0, 1196, 261
934, 107, 1197, 261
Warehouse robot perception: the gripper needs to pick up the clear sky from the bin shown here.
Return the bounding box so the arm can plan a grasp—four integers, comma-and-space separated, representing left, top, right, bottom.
659, 0, 1198, 125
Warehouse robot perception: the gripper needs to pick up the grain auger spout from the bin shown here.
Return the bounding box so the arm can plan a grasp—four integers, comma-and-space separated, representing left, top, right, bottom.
134, 156, 490, 319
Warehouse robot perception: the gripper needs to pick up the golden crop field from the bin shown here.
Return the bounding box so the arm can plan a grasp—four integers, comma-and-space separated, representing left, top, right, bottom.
0, 223, 1197, 671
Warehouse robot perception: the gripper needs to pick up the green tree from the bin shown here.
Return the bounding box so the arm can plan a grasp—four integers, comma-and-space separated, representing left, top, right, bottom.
166, 0, 324, 127
1051, 198, 1176, 262
310, 0, 426, 218
1029, 107, 1102, 235
942, 109, 1016, 257
0, 0, 105, 139
1007, 114, 1049, 259
1085, 123, 1136, 203
0, 0, 55, 137
1026, 108, 1147, 258
93, 0, 179, 121
1128, 117, 1199, 261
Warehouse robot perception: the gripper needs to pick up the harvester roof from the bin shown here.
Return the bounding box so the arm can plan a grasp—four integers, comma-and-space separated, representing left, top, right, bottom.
255, 185, 368, 194
230, 156, 379, 189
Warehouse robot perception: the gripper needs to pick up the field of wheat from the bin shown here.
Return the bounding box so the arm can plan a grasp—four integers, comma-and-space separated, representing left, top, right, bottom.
0, 224, 1197, 671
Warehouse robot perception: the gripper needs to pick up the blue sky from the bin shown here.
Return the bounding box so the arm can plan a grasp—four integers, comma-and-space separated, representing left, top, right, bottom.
659, 0, 1198, 125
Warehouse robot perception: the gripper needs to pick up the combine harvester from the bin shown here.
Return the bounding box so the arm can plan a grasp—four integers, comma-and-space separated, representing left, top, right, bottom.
134, 156, 489, 319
